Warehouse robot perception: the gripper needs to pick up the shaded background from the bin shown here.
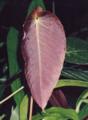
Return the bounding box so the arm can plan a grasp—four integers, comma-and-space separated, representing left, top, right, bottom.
0, 0, 88, 33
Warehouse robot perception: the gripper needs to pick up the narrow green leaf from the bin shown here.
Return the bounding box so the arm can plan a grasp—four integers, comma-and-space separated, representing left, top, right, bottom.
20, 95, 28, 120
33, 107, 79, 120
66, 37, 88, 64
56, 79, 88, 88
7, 27, 24, 106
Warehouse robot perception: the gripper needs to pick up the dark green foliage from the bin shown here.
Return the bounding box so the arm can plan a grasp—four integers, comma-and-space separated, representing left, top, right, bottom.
33, 107, 79, 120
66, 37, 88, 64
7, 28, 25, 106
78, 105, 88, 120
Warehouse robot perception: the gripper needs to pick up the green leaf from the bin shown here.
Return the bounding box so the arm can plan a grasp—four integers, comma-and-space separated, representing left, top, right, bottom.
62, 68, 88, 81
10, 107, 19, 120
7, 27, 25, 106
33, 107, 79, 120
27, 0, 35, 15
78, 104, 88, 120
66, 37, 88, 64
56, 79, 88, 88
34, 0, 45, 9
20, 95, 28, 120
27, 0, 45, 15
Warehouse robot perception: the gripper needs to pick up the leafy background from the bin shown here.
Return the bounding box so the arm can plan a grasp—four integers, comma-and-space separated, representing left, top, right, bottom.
0, 0, 88, 120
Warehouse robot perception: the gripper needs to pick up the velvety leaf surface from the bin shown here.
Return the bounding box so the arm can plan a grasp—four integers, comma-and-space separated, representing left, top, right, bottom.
22, 7, 66, 109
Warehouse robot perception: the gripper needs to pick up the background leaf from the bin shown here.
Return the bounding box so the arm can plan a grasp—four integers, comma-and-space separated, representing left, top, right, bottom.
33, 107, 79, 120
56, 79, 88, 88
61, 68, 88, 81
62, 68, 88, 81
20, 95, 28, 120
66, 37, 88, 64
27, 0, 45, 15
7, 27, 25, 106
78, 104, 88, 120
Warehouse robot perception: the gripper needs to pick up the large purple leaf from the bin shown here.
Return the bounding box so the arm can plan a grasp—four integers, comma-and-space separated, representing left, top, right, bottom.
22, 7, 66, 109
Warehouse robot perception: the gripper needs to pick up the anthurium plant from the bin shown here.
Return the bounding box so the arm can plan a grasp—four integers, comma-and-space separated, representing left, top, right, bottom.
0, 0, 88, 120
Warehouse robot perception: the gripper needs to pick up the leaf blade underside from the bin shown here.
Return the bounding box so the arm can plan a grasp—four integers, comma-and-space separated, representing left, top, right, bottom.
22, 8, 66, 109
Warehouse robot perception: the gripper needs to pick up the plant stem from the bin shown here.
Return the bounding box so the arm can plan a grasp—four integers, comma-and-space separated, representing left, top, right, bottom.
29, 96, 33, 120
0, 86, 24, 105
